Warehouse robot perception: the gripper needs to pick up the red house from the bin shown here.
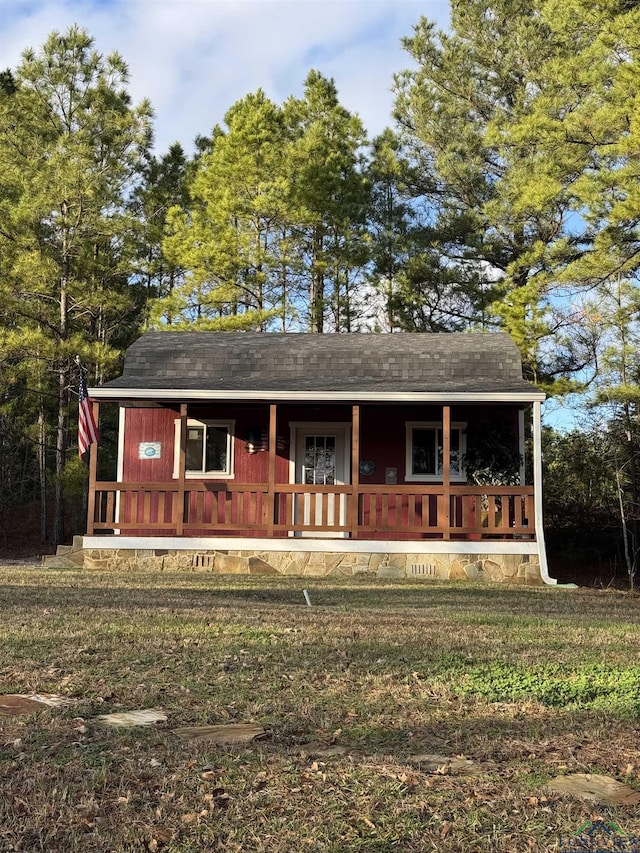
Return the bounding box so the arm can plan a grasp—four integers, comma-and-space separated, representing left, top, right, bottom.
83, 331, 553, 584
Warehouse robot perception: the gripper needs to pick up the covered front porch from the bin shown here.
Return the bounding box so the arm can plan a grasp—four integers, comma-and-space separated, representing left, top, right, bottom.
85, 400, 544, 544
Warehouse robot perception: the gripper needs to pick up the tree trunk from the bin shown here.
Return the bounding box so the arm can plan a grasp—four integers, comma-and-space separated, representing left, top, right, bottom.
52, 366, 67, 546
310, 227, 324, 333
53, 219, 70, 546
38, 400, 47, 542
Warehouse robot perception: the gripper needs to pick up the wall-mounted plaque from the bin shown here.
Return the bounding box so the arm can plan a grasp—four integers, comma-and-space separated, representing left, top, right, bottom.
139, 442, 161, 460
359, 459, 376, 476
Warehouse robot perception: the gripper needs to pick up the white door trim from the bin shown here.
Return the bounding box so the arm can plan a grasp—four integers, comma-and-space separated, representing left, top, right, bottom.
288, 422, 351, 486
288, 422, 351, 537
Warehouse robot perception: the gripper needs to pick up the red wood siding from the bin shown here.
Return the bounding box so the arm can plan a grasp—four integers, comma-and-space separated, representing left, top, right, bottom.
122, 407, 177, 482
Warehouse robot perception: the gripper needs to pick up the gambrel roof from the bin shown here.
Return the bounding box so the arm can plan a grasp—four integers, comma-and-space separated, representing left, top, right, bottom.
91, 331, 544, 402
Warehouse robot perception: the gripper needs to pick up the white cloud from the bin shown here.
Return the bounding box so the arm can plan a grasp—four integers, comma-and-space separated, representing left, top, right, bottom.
0, 0, 449, 153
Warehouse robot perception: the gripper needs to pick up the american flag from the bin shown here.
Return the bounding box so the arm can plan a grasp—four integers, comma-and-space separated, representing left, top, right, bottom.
78, 373, 99, 459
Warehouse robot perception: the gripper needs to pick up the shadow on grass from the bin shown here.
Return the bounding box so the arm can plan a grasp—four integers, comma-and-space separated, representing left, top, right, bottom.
1, 575, 638, 626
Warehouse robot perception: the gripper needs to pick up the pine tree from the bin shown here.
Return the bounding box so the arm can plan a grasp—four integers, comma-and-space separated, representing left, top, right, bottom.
129, 143, 190, 327
0, 26, 152, 543
156, 90, 292, 330
286, 71, 370, 332
393, 1, 583, 382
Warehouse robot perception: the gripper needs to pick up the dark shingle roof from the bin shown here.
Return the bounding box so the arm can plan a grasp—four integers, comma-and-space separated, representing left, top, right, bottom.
94, 331, 541, 399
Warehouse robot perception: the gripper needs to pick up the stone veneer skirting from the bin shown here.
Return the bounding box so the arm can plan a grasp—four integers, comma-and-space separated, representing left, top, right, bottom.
81, 547, 543, 585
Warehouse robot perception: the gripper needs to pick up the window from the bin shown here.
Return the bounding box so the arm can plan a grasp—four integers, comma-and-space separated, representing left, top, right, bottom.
174, 419, 234, 478
405, 421, 466, 482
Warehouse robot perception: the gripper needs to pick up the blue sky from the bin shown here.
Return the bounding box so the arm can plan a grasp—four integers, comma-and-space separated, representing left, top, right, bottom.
1, 0, 449, 154
0, 0, 580, 429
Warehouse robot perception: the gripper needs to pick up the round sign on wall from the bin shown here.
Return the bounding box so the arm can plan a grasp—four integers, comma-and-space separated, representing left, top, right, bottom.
138, 442, 162, 460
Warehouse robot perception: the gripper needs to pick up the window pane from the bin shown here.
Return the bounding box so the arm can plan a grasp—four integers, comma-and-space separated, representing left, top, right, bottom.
413, 428, 436, 475
186, 426, 204, 471
303, 435, 337, 485
205, 426, 228, 472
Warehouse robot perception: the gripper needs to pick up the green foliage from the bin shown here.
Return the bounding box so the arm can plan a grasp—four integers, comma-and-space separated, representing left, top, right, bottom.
392, 0, 616, 388
157, 90, 291, 330
59, 455, 88, 498
128, 143, 190, 327
158, 74, 371, 333
286, 71, 371, 331
393, 2, 560, 356
0, 25, 152, 542
463, 418, 523, 485
541, 426, 632, 582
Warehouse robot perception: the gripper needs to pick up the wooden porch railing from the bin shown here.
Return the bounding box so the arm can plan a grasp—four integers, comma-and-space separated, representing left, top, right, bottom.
89, 481, 535, 540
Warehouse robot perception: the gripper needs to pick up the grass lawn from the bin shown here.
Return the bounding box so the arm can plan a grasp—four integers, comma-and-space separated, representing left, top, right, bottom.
1, 568, 639, 852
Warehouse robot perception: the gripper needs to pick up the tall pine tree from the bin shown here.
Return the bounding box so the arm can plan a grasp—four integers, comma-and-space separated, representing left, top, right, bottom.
0, 26, 152, 543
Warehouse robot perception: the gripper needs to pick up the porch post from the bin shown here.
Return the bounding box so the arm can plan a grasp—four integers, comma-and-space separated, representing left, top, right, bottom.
350, 405, 360, 538
441, 404, 451, 539
86, 400, 99, 535
267, 404, 277, 536
533, 400, 555, 583
518, 408, 526, 485
176, 403, 187, 535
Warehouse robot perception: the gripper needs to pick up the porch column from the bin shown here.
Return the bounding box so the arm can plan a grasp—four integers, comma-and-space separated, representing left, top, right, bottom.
267, 404, 277, 536
86, 400, 99, 535
176, 403, 187, 535
533, 400, 554, 583
350, 405, 360, 538
518, 408, 526, 485
440, 404, 451, 539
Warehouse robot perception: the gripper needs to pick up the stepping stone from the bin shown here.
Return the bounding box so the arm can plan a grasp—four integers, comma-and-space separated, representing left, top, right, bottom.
298, 742, 351, 757
546, 773, 640, 806
406, 754, 475, 774
0, 694, 71, 716
94, 709, 168, 728
172, 723, 266, 745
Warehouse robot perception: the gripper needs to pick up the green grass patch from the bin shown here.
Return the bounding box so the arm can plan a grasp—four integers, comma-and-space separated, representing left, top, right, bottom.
454, 662, 640, 715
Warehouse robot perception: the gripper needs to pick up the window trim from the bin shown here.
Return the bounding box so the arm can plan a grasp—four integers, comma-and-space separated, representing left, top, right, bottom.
405, 420, 466, 483
173, 418, 235, 479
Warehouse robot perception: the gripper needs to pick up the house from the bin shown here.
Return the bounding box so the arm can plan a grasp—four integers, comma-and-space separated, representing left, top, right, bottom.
82, 331, 553, 584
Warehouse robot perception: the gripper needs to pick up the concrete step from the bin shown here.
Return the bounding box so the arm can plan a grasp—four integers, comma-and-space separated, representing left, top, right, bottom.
41, 550, 85, 568
55, 544, 73, 557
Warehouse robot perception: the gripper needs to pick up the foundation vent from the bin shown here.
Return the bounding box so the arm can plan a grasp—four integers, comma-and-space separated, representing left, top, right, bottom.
411, 564, 437, 577
192, 553, 216, 570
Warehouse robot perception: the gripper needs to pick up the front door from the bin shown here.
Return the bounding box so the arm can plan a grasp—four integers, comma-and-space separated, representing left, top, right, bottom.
291, 424, 350, 536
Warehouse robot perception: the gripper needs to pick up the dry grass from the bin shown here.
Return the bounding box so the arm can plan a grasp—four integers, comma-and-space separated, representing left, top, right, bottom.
1, 568, 639, 851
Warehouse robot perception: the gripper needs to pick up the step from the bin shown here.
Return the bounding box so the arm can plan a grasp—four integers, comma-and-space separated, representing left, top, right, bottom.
41, 550, 85, 568
55, 544, 73, 557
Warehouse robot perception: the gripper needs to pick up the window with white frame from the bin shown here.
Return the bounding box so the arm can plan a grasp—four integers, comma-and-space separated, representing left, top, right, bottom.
174, 419, 235, 478
405, 421, 466, 482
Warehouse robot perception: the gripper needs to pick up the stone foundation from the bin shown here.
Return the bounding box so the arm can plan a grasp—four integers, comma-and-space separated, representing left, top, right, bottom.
80, 547, 543, 585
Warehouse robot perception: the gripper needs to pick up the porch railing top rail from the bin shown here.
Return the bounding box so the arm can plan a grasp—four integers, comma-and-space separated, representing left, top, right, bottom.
95, 481, 532, 495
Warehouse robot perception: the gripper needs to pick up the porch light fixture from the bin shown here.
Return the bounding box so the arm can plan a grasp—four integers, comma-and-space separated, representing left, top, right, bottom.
245, 428, 288, 453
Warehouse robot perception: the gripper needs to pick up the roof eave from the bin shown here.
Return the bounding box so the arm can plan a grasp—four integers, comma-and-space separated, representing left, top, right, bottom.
89, 387, 546, 403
